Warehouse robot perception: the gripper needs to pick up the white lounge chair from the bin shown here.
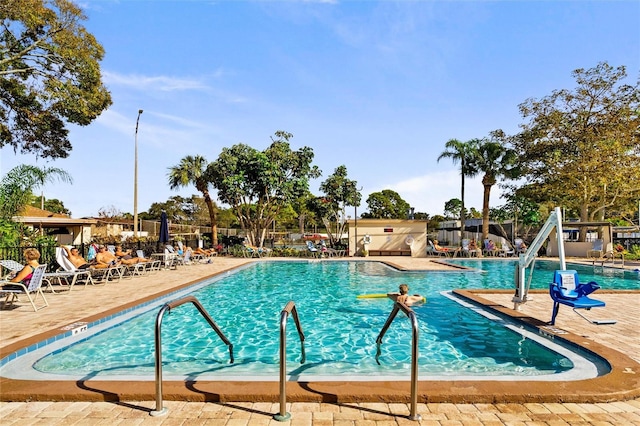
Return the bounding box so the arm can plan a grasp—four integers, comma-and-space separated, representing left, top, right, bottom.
427, 240, 450, 257
0, 264, 49, 311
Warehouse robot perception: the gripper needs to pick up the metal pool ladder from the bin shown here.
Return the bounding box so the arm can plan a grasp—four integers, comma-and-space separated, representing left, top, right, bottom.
150, 295, 234, 417
375, 301, 421, 421
274, 300, 306, 422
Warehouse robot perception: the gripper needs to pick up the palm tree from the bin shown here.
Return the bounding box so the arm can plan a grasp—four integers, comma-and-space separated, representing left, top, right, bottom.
437, 139, 479, 240
472, 138, 518, 242
0, 165, 73, 220
167, 155, 219, 246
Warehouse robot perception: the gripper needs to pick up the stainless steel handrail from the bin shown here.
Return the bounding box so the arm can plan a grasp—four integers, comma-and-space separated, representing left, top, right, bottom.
273, 300, 306, 422
375, 301, 421, 421
150, 295, 234, 417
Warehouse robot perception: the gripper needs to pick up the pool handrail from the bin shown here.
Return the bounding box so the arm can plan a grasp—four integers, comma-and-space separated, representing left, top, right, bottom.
274, 300, 306, 422
150, 295, 234, 417
375, 301, 421, 422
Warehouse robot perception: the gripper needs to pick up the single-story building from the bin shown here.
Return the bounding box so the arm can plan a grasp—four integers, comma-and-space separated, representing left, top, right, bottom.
347, 219, 428, 257
13, 206, 97, 245
547, 221, 613, 257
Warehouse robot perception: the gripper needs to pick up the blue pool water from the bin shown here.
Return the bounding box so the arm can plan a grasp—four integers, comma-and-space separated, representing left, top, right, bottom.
6, 260, 635, 381
447, 259, 640, 290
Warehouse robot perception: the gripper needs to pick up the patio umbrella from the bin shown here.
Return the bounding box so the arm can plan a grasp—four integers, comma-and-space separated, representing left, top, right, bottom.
159, 211, 170, 244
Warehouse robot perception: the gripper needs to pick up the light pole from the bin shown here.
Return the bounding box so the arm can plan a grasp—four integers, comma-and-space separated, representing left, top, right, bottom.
134, 109, 143, 236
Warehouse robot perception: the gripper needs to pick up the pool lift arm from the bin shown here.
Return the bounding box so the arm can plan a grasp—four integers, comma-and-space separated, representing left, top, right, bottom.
513, 207, 567, 311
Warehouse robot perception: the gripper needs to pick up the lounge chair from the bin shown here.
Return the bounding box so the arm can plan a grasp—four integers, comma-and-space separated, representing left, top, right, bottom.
55, 247, 123, 286
514, 238, 526, 255
457, 239, 471, 257
137, 250, 162, 274
0, 264, 49, 311
586, 239, 605, 260
427, 240, 449, 257
306, 241, 320, 258
500, 242, 515, 257
549, 270, 615, 325
47, 247, 97, 291
164, 245, 184, 268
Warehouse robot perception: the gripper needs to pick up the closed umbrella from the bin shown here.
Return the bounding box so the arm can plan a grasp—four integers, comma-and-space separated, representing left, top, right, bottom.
159, 211, 169, 244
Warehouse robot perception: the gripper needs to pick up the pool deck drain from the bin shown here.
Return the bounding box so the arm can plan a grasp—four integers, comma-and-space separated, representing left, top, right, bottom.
1, 256, 639, 424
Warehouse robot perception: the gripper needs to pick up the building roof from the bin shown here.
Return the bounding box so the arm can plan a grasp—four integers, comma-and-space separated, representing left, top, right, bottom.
13, 206, 97, 226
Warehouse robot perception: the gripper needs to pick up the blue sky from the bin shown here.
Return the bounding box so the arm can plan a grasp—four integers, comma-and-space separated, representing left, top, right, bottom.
1, 0, 639, 219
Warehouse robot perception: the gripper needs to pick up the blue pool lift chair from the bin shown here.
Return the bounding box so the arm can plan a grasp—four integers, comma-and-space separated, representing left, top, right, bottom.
549, 270, 616, 325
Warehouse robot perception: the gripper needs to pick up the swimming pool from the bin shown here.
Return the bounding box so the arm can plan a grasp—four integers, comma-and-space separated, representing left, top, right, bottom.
3, 260, 631, 382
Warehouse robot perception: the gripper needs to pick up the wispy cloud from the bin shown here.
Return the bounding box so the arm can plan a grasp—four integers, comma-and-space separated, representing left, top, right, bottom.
103, 71, 211, 92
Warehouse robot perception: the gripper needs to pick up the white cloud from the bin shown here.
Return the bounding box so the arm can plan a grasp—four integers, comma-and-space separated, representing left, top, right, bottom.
371, 170, 505, 217
103, 71, 210, 92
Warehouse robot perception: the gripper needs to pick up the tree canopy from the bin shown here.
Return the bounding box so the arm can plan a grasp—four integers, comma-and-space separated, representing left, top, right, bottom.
314, 165, 361, 246
512, 62, 640, 225
210, 131, 321, 247
0, 0, 112, 158
363, 189, 410, 219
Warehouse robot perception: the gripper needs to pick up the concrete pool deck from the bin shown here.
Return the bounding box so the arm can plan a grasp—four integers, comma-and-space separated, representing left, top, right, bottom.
1, 256, 639, 424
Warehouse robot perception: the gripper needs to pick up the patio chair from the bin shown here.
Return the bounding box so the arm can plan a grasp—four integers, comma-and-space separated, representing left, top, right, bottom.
0, 259, 24, 280
0, 264, 49, 311
55, 246, 123, 286
499, 242, 515, 257
48, 247, 97, 291
306, 241, 320, 258
427, 240, 450, 257
459, 239, 471, 257
586, 239, 605, 260
549, 270, 615, 325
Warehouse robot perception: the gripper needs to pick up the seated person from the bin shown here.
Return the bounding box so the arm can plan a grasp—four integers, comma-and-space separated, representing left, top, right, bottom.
387, 283, 425, 306
468, 239, 482, 257
1, 248, 41, 290
114, 245, 147, 263
94, 246, 121, 268
62, 245, 92, 270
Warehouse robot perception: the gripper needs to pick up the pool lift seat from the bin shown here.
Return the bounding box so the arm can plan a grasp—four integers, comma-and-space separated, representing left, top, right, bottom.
549, 270, 616, 326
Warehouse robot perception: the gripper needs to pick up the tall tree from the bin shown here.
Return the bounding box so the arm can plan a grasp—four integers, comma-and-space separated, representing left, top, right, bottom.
210, 131, 320, 247
167, 155, 219, 245
513, 62, 640, 235
315, 165, 361, 246
0, 0, 112, 158
364, 189, 410, 219
443, 198, 465, 221
471, 132, 518, 242
437, 139, 479, 239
